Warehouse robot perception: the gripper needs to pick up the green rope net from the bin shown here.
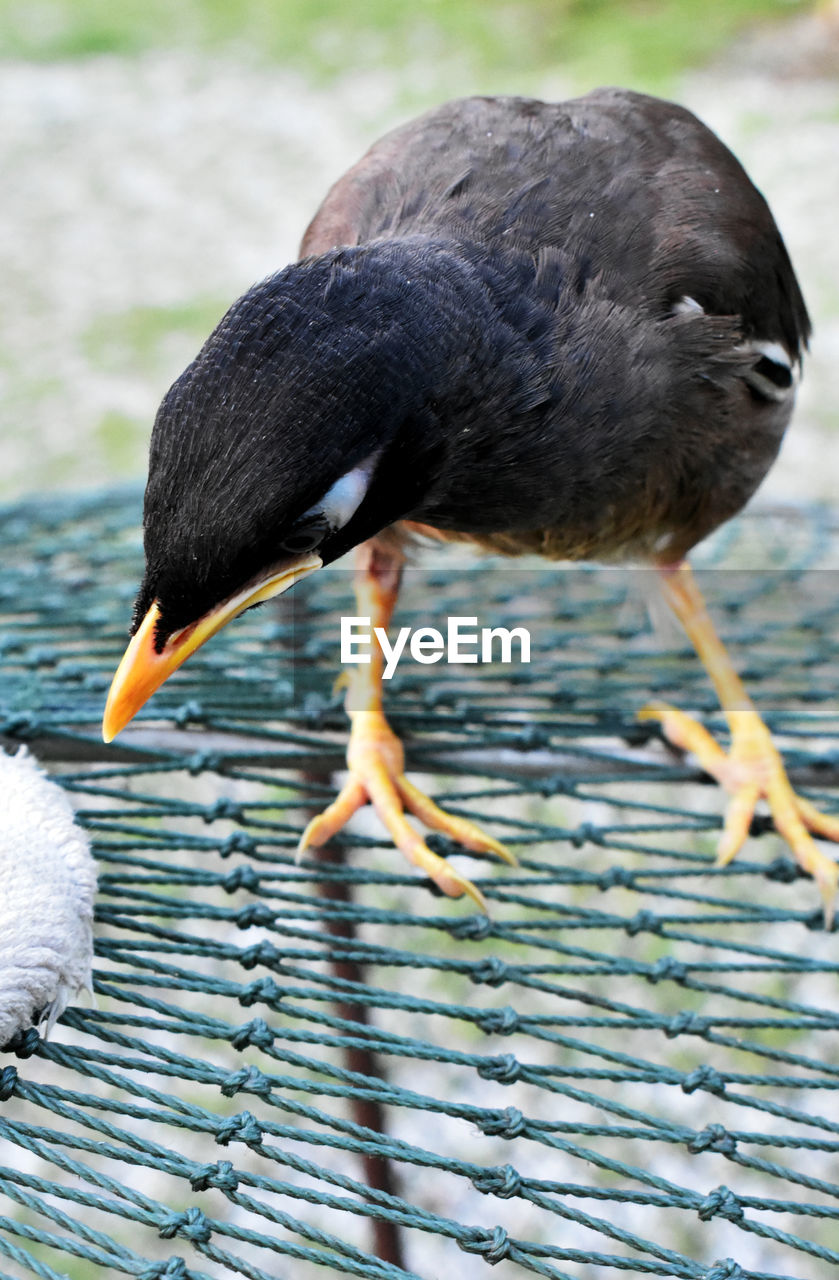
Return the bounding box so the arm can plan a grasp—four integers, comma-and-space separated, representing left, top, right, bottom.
1, 489, 838, 1280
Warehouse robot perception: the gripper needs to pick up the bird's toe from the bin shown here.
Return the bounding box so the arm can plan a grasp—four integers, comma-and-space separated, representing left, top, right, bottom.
643, 701, 839, 923
395, 774, 517, 865
297, 708, 509, 909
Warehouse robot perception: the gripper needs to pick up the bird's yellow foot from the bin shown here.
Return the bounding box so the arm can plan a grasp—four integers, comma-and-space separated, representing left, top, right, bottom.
298, 709, 516, 910
640, 701, 839, 924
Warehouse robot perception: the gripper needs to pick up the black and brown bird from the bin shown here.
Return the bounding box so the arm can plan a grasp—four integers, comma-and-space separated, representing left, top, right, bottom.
103, 89, 839, 916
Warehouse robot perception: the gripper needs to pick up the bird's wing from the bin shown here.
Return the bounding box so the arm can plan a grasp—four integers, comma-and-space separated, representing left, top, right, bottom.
300, 89, 809, 360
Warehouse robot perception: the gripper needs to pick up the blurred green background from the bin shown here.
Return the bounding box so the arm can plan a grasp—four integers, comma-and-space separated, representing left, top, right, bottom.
1, 0, 837, 501
0, 0, 805, 85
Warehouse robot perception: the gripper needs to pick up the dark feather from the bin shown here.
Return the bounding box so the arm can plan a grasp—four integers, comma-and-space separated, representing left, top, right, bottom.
139, 89, 810, 634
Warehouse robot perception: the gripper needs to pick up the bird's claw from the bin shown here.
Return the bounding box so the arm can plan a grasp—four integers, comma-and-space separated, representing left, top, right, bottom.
640, 700, 839, 925
297, 709, 515, 910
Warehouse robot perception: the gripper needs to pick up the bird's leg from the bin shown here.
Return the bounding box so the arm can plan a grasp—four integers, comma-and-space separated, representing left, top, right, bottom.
298, 540, 515, 910
640, 561, 839, 921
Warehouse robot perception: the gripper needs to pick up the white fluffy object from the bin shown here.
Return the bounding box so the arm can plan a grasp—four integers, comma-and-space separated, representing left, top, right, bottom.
0, 747, 96, 1046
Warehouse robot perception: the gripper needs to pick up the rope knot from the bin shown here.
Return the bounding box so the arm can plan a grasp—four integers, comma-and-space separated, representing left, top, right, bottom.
477, 1055, 522, 1085
301, 691, 331, 723
704, 1260, 744, 1280
0, 711, 36, 738
449, 915, 494, 941
471, 957, 509, 987
221, 832, 256, 859
235, 903, 275, 929
682, 1066, 726, 1096
764, 855, 800, 883
538, 775, 574, 797
698, 1186, 743, 1223
231, 1018, 274, 1051
647, 957, 688, 984
806, 906, 834, 932
571, 822, 602, 848
159, 1208, 212, 1244
597, 865, 635, 890
459, 1226, 511, 1264
479, 1107, 526, 1139
9, 1027, 40, 1058
29, 647, 55, 666
472, 1164, 522, 1199
478, 1007, 519, 1036
748, 813, 774, 837
239, 978, 280, 1008
189, 1161, 240, 1193
187, 751, 220, 775
205, 798, 243, 823
0, 1066, 17, 1100
224, 866, 260, 894
665, 1011, 708, 1038
215, 1111, 263, 1148
220, 1065, 272, 1098
626, 909, 661, 936
515, 724, 549, 749
173, 700, 203, 726
240, 942, 280, 970
138, 1258, 189, 1279
689, 1125, 737, 1156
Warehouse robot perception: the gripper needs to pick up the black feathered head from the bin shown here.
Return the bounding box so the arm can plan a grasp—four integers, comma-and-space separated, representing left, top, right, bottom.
102, 238, 473, 740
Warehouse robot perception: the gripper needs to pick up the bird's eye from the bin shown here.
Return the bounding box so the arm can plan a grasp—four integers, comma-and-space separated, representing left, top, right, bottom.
278, 522, 325, 555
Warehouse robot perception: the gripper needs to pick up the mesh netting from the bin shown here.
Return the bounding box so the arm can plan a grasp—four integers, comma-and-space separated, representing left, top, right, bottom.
1, 488, 838, 1280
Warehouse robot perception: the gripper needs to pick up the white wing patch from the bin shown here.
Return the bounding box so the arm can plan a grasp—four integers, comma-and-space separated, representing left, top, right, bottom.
302, 450, 379, 532
737, 338, 798, 402
672, 295, 704, 316
672, 300, 799, 404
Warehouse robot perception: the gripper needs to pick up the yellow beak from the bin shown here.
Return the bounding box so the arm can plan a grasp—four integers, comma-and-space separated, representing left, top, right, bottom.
102, 553, 322, 742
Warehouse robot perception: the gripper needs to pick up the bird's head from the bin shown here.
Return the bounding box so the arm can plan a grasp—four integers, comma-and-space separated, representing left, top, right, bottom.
102, 242, 454, 742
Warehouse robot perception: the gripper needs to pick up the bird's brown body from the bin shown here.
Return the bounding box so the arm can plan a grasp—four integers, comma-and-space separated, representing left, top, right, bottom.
104, 90, 839, 916
302, 90, 807, 565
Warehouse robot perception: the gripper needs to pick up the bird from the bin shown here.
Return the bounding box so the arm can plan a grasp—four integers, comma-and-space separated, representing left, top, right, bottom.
102, 88, 839, 919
